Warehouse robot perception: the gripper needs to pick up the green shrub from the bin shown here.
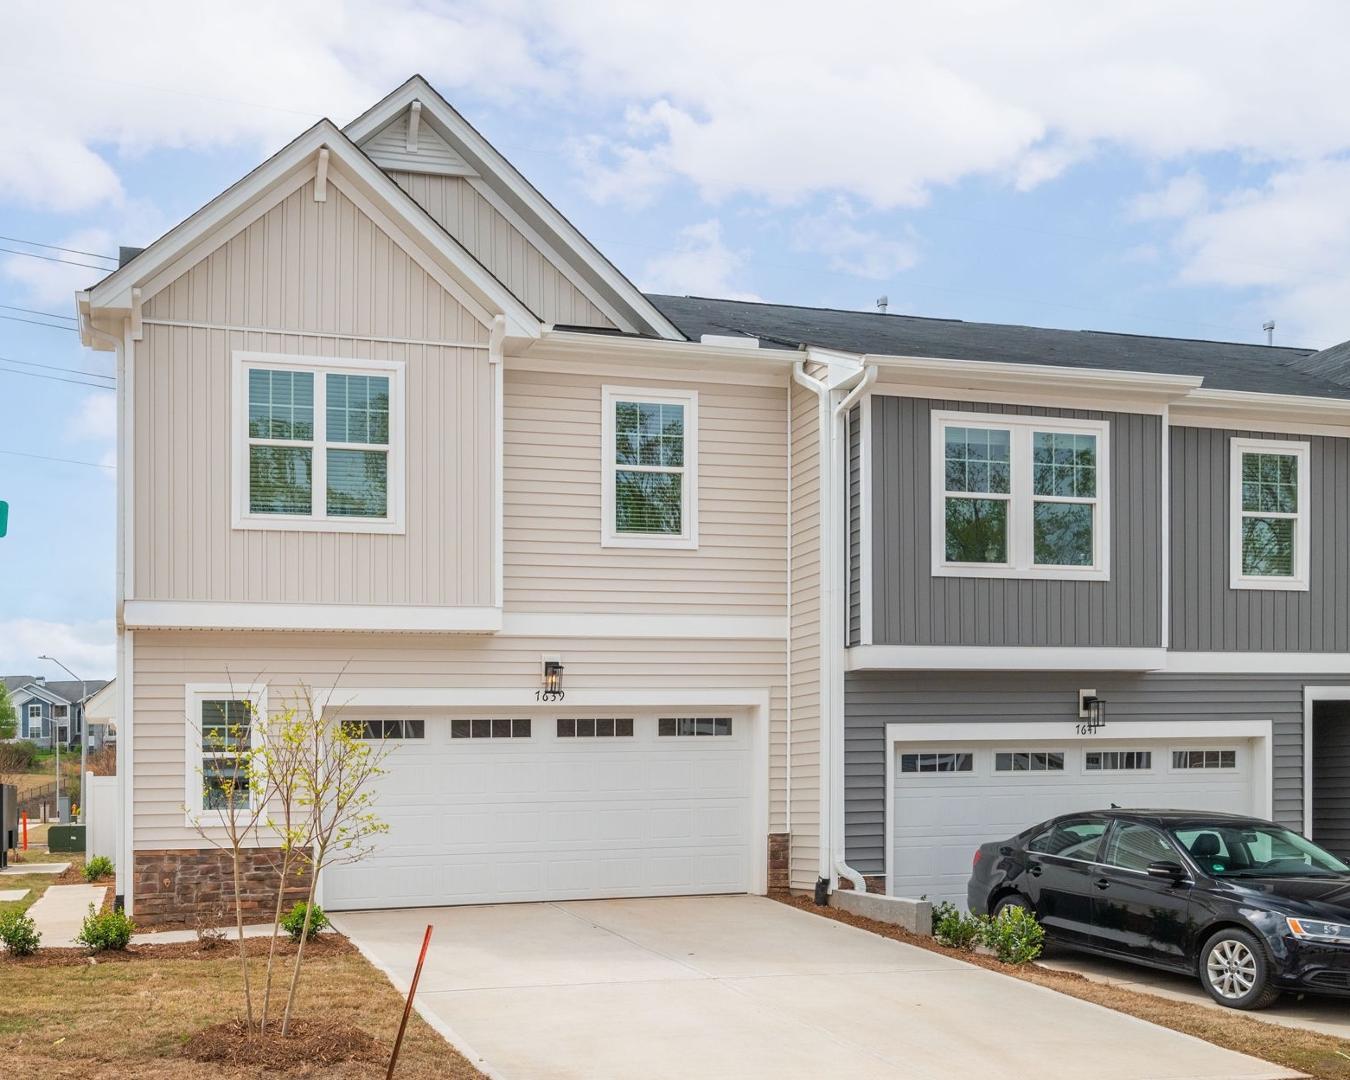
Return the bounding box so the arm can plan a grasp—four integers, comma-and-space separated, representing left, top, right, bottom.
280, 901, 329, 943
75, 904, 135, 952
980, 904, 1044, 965
931, 900, 984, 950
5, 741, 42, 771
84, 855, 114, 882
0, 910, 41, 956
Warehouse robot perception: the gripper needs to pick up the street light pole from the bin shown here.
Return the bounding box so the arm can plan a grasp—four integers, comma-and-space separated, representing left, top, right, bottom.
39, 656, 86, 824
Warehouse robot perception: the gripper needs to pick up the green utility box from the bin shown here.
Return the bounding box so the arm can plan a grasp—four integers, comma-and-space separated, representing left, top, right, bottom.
47, 825, 85, 853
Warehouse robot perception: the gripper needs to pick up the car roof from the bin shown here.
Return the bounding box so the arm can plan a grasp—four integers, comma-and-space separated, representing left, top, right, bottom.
1052, 809, 1274, 829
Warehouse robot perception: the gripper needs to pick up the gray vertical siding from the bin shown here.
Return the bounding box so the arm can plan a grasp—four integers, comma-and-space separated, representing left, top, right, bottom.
843, 670, 1312, 876
848, 404, 861, 647
1312, 701, 1350, 860
1169, 426, 1350, 651
870, 396, 1163, 647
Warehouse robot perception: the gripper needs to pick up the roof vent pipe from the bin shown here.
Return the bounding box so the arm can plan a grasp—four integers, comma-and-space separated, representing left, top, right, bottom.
876, 295, 889, 314
1263, 320, 1275, 346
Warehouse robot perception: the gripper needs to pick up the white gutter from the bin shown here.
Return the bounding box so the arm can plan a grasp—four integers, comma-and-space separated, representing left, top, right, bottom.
793, 358, 873, 896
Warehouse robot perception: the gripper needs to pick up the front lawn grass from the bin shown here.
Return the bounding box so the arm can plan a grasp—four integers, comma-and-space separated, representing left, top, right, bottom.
0, 936, 484, 1078
778, 891, 1350, 1080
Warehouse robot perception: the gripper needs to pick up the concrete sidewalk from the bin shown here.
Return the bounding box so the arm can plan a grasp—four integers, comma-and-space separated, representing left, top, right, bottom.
27, 884, 106, 948
334, 895, 1302, 1080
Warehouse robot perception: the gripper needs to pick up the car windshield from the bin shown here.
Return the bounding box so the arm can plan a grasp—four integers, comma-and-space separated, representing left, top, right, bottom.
1174, 824, 1350, 878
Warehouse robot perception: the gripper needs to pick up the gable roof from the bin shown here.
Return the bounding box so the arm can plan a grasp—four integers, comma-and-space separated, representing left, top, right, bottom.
344, 76, 684, 342
4, 678, 66, 707
647, 294, 1350, 400
80, 118, 542, 347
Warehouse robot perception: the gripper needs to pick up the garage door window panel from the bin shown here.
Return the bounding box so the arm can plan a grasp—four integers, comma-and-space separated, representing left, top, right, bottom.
659, 717, 733, 737
1171, 749, 1237, 771
1085, 750, 1152, 772
452, 718, 532, 739
558, 718, 634, 738
899, 751, 974, 774
994, 751, 1065, 773
355, 719, 425, 740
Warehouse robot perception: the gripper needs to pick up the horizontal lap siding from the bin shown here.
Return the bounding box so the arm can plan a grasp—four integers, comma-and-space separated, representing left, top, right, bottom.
389, 171, 616, 330
844, 670, 1314, 875
789, 382, 822, 888
1170, 426, 1350, 651
137, 179, 493, 607
133, 631, 787, 847
871, 396, 1162, 647
503, 369, 787, 616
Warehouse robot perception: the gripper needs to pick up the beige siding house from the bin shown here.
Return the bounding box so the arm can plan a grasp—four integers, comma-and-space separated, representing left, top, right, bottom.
81, 77, 861, 922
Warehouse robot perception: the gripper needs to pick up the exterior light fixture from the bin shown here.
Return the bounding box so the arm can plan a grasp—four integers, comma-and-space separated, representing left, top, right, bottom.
1078, 689, 1107, 733
542, 656, 564, 695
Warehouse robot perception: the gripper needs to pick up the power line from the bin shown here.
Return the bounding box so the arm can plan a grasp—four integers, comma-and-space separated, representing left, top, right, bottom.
0, 364, 115, 390
0, 303, 79, 323
0, 447, 114, 470
0, 355, 114, 381
0, 246, 111, 272
0, 236, 117, 263
0, 313, 79, 332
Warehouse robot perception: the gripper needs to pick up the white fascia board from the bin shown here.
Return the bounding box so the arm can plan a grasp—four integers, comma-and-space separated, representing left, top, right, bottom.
500, 612, 786, 640
85, 121, 539, 341
1172, 388, 1350, 435
123, 600, 502, 634
310, 685, 773, 711
1167, 652, 1350, 674
885, 719, 1273, 745
867, 353, 1203, 403
343, 77, 685, 342
846, 645, 1167, 672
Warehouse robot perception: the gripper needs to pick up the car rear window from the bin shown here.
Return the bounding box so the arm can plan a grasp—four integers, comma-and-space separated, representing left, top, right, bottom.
1028, 819, 1105, 860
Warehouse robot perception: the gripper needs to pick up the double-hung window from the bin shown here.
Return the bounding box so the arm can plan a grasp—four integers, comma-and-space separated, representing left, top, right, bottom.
184, 686, 264, 820
932, 411, 1109, 579
1230, 437, 1310, 591
601, 386, 698, 548
26, 703, 41, 739
234, 352, 404, 533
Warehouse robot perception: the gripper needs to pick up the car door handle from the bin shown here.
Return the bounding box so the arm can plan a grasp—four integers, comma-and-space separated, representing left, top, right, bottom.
1093, 877, 1111, 890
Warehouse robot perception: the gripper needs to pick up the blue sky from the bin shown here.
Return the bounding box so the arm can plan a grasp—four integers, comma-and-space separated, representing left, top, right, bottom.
3, 2, 1350, 675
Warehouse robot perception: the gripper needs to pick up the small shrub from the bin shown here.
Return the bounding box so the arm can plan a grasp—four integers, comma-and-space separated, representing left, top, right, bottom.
931, 900, 983, 950
84, 855, 114, 882
0, 740, 42, 772
75, 904, 135, 952
0, 910, 41, 956
280, 901, 329, 943
980, 904, 1044, 965
194, 906, 228, 948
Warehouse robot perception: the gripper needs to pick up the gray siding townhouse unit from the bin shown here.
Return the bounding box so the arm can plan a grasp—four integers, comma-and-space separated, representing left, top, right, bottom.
658, 295, 1350, 908
4, 675, 111, 749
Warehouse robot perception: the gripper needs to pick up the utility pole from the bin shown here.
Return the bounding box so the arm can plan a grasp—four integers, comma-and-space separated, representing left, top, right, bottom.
40, 656, 86, 824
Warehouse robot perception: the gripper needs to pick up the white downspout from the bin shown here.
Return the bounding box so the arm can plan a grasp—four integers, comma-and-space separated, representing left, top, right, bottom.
489, 315, 506, 612
792, 360, 874, 896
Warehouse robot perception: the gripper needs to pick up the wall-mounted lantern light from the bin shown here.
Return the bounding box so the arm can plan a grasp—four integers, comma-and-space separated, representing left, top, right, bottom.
1078, 689, 1107, 732
542, 656, 564, 694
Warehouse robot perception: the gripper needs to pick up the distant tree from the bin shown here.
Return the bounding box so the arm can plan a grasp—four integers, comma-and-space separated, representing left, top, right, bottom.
0, 683, 15, 741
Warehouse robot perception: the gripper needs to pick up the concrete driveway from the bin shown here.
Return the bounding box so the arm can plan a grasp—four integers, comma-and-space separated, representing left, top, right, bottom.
333, 895, 1298, 1080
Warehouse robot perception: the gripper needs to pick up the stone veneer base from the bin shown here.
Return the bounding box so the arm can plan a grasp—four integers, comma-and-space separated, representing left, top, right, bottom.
132, 848, 312, 927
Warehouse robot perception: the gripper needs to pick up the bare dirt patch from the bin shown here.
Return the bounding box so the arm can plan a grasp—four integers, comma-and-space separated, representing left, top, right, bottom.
776, 890, 1350, 1080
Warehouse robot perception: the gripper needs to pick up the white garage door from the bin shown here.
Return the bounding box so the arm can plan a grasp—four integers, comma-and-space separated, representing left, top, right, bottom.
890, 736, 1259, 909
324, 711, 752, 910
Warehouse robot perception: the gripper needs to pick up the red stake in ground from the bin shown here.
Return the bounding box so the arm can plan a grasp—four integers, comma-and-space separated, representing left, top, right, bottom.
386, 924, 433, 1079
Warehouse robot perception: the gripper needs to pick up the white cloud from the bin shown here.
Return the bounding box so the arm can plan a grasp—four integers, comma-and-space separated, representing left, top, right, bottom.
0, 619, 116, 681
792, 200, 919, 280
639, 220, 760, 300
72, 392, 118, 442
1163, 159, 1350, 345
1, 228, 119, 308
1130, 173, 1210, 221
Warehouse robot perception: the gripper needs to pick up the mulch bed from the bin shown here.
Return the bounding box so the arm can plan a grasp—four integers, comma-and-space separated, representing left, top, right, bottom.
184, 1018, 384, 1070
3, 931, 354, 968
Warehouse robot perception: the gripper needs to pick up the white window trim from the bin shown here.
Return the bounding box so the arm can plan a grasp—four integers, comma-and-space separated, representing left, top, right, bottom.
183, 684, 267, 825
1168, 746, 1240, 773
992, 748, 1069, 774
1081, 748, 1155, 775
1229, 436, 1310, 592
25, 703, 41, 738
930, 410, 1110, 581
231, 351, 406, 534
600, 385, 698, 550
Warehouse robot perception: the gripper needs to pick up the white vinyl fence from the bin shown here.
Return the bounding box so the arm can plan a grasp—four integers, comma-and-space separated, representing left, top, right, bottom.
84, 772, 120, 864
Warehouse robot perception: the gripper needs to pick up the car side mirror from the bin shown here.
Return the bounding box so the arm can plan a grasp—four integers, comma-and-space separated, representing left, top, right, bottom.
1146, 860, 1188, 882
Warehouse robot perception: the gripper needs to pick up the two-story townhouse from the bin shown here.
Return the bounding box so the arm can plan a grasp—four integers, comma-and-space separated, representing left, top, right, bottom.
80, 76, 861, 923
661, 297, 1350, 908
4, 675, 109, 748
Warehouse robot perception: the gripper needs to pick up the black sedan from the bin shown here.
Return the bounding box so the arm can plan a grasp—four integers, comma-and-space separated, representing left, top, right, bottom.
968, 809, 1350, 1009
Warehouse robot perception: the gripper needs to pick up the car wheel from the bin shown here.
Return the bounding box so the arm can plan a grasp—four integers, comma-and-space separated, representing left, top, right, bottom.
992, 894, 1032, 919
1199, 929, 1279, 1010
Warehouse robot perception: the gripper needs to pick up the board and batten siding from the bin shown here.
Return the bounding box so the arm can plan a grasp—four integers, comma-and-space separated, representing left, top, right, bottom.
132, 630, 787, 848
847, 403, 861, 647
1169, 426, 1350, 651
136, 178, 494, 607
868, 396, 1163, 648
388, 171, 617, 330
843, 670, 1310, 876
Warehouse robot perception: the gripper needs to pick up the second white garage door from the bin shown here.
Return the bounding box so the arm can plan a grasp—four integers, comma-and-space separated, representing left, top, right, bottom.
890, 735, 1263, 909
324, 711, 752, 910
